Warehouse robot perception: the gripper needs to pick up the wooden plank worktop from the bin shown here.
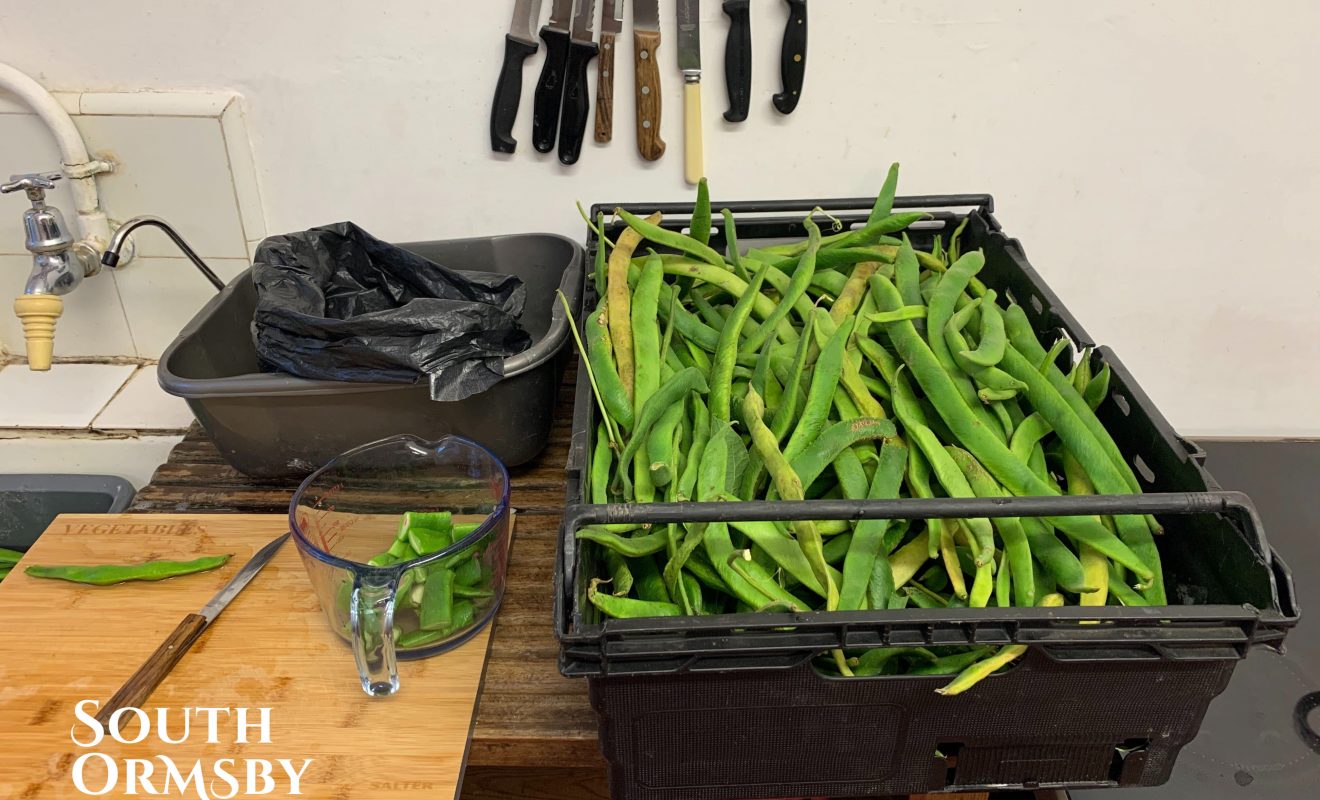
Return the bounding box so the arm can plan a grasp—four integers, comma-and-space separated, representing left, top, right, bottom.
129, 366, 601, 772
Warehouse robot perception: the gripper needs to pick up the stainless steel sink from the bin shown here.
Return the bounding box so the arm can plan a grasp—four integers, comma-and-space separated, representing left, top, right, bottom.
0, 475, 135, 550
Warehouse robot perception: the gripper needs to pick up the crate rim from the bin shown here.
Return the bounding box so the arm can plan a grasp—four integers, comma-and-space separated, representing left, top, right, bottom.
557, 492, 1298, 650
588, 192, 996, 220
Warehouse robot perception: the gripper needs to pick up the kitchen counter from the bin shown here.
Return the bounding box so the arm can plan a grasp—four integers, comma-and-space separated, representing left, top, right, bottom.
137, 365, 1314, 800
128, 366, 996, 800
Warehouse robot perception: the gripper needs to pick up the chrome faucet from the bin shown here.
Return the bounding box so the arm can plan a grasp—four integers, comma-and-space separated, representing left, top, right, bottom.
1, 172, 101, 369
102, 216, 225, 291
3, 174, 224, 370
1, 172, 99, 295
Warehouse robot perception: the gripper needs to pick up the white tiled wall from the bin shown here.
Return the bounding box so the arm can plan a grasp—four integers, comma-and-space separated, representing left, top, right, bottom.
0, 434, 183, 490
0, 91, 263, 359
0, 363, 137, 428
93, 365, 197, 430
0, 360, 196, 487
114, 256, 251, 357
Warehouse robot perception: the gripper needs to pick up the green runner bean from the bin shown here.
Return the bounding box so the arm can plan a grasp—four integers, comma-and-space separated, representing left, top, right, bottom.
838, 440, 907, 610
710, 260, 770, 421
25, 554, 232, 586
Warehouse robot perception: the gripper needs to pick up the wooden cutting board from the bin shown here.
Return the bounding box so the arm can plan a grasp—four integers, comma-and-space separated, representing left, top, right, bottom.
0, 514, 493, 800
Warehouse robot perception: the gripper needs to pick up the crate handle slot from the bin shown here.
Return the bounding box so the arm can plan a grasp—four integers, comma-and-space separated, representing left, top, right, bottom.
1112, 738, 1151, 785
1133, 454, 1157, 485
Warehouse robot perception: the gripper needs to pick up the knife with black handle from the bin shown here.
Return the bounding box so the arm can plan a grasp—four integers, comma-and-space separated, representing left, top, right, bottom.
557, 22, 599, 161
773, 0, 807, 115
490, 0, 545, 153
722, 0, 751, 123
532, 0, 576, 153
557, 0, 599, 165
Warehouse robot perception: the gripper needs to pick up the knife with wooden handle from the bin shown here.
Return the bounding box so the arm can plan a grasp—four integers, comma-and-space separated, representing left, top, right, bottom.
722, 0, 751, 123
490, 0, 544, 153
531, 0, 576, 153
94, 533, 290, 727
677, 0, 703, 185
773, 0, 808, 114
594, 0, 624, 143
632, 0, 665, 160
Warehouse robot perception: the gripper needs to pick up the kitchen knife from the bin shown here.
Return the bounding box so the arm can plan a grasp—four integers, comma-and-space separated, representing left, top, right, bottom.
490, 0, 545, 153
532, 0, 576, 153
677, 0, 703, 184
93, 532, 291, 727
773, 0, 807, 114
632, 0, 665, 160
594, 0, 624, 143
558, 0, 599, 164
722, 1, 751, 123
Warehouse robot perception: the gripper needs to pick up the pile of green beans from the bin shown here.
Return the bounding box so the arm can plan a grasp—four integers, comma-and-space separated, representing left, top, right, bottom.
571, 164, 1165, 692
339, 511, 494, 650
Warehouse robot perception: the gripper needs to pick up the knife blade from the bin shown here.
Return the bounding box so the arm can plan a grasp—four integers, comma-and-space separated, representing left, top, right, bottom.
632, 0, 665, 160
722, 1, 751, 123
594, 0, 624, 143
490, 0, 545, 153
773, 0, 808, 114
532, 0, 576, 153
93, 532, 291, 726
677, 0, 704, 184
558, 0, 599, 164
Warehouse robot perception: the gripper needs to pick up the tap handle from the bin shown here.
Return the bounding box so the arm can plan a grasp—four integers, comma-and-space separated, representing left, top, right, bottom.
1, 172, 62, 201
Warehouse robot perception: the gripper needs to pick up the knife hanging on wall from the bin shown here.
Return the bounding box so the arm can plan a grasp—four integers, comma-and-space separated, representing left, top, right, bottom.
677, 0, 703, 184
632, 0, 665, 160
490, 0, 545, 152
594, 0, 624, 143
773, 0, 807, 114
558, 0, 599, 164
531, 0, 576, 153
722, 1, 751, 123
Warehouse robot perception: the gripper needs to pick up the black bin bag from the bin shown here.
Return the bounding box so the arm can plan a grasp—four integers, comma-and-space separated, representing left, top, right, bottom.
251, 222, 531, 401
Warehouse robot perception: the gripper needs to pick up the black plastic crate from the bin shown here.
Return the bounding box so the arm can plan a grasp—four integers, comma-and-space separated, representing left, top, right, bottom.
555, 194, 1299, 799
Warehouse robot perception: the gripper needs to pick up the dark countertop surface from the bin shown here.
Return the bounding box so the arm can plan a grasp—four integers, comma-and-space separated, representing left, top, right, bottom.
1075, 440, 1317, 799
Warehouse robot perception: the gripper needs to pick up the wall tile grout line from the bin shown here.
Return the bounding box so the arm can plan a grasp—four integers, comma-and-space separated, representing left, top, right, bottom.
0, 363, 137, 429
108, 268, 142, 359
91, 364, 145, 424
217, 98, 251, 250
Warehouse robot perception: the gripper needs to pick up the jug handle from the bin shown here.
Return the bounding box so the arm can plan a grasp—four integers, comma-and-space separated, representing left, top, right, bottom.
350, 572, 400, 697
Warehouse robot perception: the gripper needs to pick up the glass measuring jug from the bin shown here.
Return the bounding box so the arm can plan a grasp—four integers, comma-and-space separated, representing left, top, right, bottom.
289, 434, 512, 696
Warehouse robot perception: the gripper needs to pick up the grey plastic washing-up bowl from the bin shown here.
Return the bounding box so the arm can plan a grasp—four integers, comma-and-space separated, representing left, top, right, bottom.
0, 474, 136, 551
157, 233, 583, 478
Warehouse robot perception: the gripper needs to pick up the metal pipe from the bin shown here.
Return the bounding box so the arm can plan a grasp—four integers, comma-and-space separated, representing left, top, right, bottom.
568, 491, 1254, 526
0, 62, 114, 247
102, 216, 225, 291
